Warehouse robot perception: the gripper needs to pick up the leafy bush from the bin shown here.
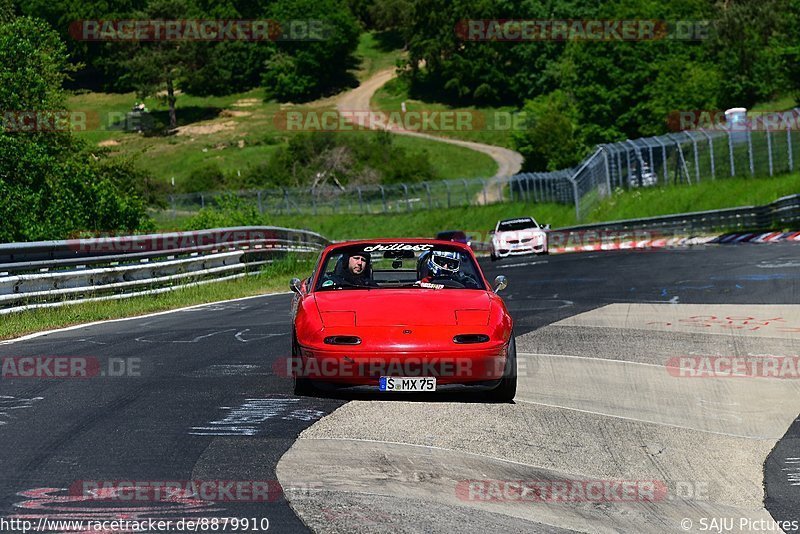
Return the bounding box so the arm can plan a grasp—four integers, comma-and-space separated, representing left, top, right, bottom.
180, 163, 227, 193
513, 91, 585, 172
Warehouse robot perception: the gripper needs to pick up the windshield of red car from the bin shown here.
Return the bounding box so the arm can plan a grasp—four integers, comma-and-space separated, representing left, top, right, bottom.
314, 243, 485, 290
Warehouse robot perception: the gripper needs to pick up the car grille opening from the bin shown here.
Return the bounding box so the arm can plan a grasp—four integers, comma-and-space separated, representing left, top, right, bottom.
324, 335, 361, 345
453, 334, 490, 344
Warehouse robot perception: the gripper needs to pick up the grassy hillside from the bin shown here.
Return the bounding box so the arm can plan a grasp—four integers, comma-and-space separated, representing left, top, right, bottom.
67, 88, 497, 188
65, 33, 496, 190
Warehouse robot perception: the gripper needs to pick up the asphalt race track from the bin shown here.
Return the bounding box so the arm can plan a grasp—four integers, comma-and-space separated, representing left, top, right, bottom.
0, 243, 798, 533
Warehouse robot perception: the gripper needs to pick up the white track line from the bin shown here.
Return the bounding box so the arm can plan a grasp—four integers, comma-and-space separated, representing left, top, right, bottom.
0, 291, 289, 345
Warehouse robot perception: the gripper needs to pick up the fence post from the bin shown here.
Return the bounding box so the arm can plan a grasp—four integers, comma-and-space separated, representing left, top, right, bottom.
358, 187, 364, 213
627, 140, 645, 187
200, 194, 205, 209
727, 129, 736, 176
788, 125, 794, 172
747, 126, 755, 176
312, 190, 317, 216
700, 129, 715, 180
379, 185, 387, 213
403, 183, 410, 211
766, 129, 774, 176
625, 144, 633, 186
445, 181, 451, 208
687, 131, 701, 183
667, 133, 691, 185
169, 195, 176, 218
655, 137, 668, 185
424, 182, 432, 209
462, 179, 469, 205
284, 188, 291, 213
571, 178, 580, 221
525, 175, 531, 202
602, 146, 611, 195
257, 191, 263, 213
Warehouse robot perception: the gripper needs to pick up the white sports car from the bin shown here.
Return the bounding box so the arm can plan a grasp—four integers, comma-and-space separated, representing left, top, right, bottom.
490, 217, 549, 261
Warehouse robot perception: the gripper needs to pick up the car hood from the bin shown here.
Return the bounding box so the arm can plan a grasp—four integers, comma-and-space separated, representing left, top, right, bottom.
494, 228, 546, 240
313, 290, 491, 327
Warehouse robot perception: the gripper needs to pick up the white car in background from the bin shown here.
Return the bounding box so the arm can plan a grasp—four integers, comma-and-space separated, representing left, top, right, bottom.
490, 217, 549, 261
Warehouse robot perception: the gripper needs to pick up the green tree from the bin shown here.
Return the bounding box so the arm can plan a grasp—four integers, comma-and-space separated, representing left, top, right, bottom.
709, 0, 792, 108
262, 0, 360, 101
0, 0, 14, 22
0, 17, 150, 241
513, 91, 585, 171
118, 0, 199, 129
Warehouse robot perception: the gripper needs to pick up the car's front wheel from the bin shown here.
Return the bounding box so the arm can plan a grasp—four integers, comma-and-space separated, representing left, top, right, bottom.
292, 333, 315, 396
487, 334, 517, 402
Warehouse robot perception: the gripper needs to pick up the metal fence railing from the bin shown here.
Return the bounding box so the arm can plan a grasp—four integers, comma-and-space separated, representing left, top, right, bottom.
0, 227, 329, 314
161, 109, 800, 222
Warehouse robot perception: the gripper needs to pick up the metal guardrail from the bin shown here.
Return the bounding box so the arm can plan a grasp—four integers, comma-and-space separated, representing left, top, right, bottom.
0, 227, 329, 314
553, 194, 800, 235
464, 194, 800, 253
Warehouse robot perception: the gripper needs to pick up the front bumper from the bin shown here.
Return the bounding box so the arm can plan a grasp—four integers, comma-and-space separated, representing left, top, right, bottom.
494, 241, 547, 257
293, 346, 509, 387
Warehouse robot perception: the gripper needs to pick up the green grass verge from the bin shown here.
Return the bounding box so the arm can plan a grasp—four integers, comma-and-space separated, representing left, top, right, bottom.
590, 173, 800, 222
264, 201, 575, 240
0, 256, 314, 340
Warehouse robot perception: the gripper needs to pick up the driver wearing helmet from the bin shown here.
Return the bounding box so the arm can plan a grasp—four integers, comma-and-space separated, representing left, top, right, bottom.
417, 250, 479, 288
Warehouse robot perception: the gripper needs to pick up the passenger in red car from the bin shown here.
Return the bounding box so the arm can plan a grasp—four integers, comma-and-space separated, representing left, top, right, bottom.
334, 252, 378, 287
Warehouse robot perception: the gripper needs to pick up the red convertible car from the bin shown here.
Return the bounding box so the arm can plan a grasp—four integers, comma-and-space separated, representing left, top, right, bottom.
289, 239, 516, 401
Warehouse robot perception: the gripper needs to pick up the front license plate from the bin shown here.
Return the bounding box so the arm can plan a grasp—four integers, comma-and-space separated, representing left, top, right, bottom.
379, 377, 436, 392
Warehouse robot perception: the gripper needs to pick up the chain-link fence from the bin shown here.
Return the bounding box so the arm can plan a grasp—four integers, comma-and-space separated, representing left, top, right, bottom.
162, 109, 800, 222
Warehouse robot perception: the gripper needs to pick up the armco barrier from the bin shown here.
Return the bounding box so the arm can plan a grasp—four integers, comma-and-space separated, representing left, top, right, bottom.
0, 227, 329, 314
551, 194, 799, 235
471, 194, 800, 253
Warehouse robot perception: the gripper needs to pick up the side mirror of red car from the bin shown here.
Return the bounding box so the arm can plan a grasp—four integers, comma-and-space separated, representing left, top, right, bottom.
290, 278, 302, 295
493, 275, 508, 293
